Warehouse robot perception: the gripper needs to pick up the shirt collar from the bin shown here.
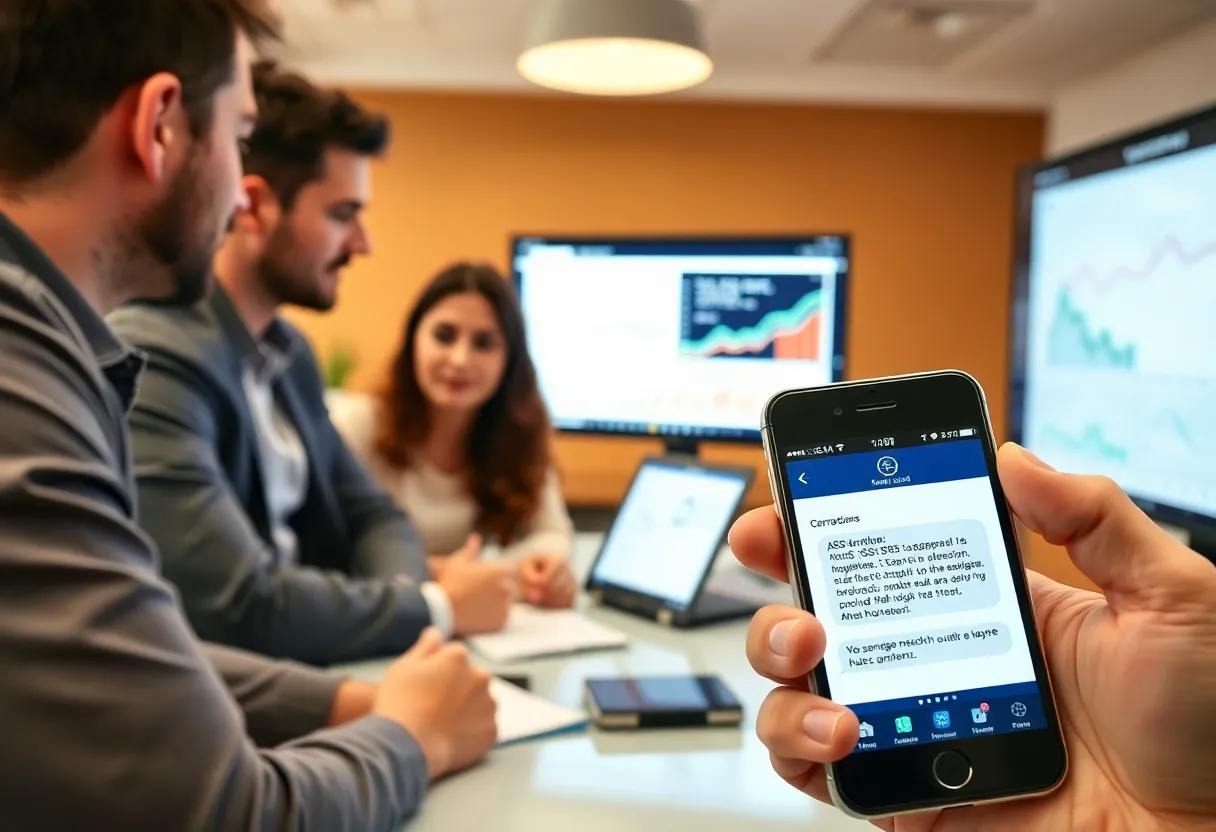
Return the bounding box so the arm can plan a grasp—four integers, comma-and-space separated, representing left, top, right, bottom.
0, 212, 146, 409
208, 282, 299, 384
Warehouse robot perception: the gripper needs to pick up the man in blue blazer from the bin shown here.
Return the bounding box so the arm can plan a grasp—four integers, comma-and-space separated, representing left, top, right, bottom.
110, 63, 513, 665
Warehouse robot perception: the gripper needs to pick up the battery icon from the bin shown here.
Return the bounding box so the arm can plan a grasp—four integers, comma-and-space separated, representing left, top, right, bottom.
959, 428, 976, 437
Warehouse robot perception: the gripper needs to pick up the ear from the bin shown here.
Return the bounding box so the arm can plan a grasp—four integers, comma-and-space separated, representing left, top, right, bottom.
233, 174, 283, 237
128, 73, 188, 184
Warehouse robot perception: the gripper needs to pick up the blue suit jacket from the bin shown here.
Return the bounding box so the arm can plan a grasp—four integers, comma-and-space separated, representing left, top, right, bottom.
109, 287, 433, 664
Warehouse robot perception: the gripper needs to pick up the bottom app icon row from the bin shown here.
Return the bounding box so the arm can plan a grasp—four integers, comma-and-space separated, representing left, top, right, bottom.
858, 702, 1027, 737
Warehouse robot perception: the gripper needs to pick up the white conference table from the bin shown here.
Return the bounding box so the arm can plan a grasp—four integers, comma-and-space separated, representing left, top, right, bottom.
336, 532, 870, 832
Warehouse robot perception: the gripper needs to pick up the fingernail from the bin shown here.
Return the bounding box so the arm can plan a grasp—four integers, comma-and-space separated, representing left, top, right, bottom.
1017, 444, 1056, 471
768, 619, 797, 656
803, 709, 844, 745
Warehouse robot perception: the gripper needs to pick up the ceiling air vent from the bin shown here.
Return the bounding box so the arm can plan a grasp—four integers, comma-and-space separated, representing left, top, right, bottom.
814, 0, 1036, 68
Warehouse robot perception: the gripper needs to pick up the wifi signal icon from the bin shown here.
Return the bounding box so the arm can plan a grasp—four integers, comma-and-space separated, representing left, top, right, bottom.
835, 444, 844, 451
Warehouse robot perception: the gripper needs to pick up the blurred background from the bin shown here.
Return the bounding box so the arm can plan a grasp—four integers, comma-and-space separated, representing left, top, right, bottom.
272, 0, 1216, 589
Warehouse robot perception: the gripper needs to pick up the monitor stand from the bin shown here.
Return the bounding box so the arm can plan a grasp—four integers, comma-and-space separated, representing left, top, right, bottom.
661, 436, 701, 461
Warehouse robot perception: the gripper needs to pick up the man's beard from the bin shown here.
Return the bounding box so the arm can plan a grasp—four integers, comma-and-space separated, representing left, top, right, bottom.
127, 152, 221, 307
256, 222, 347, 313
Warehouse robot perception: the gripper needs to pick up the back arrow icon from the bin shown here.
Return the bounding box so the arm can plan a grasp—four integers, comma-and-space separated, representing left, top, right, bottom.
799, 473, 808, 484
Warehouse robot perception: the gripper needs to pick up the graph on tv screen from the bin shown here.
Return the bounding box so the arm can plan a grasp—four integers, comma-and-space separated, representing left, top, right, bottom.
679, 273, 825, 362
1016, 108, 1216, 521
513, 237, 850, 442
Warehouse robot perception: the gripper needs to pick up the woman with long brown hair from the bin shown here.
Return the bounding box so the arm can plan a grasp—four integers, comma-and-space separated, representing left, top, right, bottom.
335, 261, 576, 608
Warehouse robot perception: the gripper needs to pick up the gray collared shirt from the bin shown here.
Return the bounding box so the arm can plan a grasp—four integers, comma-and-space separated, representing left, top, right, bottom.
0, 212, 427, 830
239, 321, 453, 635
242, 326, 309, 564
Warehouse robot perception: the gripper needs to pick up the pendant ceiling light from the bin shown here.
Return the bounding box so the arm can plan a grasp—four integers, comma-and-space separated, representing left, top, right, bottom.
518, 0, 713, 96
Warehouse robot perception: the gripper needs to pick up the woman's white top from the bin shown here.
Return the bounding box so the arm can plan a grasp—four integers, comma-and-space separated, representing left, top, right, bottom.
328, 391, 574, 560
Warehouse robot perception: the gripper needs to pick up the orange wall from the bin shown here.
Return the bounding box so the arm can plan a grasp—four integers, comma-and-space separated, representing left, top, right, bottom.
286, 90, 1073, 577
285, 90, 1089, 585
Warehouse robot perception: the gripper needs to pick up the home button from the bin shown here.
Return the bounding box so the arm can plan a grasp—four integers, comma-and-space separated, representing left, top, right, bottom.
932, 750, 973, 790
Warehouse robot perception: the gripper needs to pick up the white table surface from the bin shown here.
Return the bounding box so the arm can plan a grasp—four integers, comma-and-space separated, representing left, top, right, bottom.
335, 532, 871, 832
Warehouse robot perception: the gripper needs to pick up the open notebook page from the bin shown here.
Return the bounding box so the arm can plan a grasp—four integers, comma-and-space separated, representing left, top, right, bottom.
491, 677, 587, 745
468, 604, 629, 663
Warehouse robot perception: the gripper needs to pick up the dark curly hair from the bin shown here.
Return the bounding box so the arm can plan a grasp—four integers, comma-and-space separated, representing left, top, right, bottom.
242, 60, 389, 209
375, 262, 554, 546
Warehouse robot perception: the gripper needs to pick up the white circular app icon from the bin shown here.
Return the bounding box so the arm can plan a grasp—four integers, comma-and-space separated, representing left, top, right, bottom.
877, 456, 899, 477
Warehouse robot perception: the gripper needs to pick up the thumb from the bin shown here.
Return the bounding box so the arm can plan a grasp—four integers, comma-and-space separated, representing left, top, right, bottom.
452, 533, 482, 562
997, 442, 1208, 607
402, 626, 444, 660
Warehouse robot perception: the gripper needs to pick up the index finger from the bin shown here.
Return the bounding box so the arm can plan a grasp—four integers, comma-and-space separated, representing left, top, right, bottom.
729, 506, 789, 583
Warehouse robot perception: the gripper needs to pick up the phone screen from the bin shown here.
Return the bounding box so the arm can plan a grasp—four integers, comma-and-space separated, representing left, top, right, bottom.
782, 430, 1049, 755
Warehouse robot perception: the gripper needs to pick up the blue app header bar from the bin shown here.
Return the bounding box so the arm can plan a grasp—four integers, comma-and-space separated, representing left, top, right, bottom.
786, 439, 988, 500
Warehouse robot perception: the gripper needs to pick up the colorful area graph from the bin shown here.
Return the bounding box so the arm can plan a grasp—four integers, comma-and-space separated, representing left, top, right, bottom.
773, 311, 821, 360
680, 273, 824, 361
1046, 290, 1135, 369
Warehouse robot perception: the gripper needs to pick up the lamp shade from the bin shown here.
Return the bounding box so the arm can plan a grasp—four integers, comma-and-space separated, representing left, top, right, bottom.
518, 0, 713, 96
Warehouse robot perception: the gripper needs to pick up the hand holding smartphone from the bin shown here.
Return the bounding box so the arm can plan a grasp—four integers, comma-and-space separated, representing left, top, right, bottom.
761, 371, 1066, 818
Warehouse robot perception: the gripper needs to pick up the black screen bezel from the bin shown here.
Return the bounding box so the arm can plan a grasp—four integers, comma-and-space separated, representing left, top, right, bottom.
763, 371, 1066, 816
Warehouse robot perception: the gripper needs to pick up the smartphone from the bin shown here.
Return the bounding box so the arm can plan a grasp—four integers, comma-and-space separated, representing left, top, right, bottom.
584, 675, 744, 730
761, 370, 1066, 818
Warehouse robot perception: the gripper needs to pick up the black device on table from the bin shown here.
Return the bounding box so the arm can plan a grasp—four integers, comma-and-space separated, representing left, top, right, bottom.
584, 457, 760, 627
584, 675, 744, 730
762, 371, 1067, 819
497, 674, 531, 692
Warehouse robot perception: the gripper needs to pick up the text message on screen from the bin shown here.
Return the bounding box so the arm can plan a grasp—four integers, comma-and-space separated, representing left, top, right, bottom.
784, 438, 1047, 751
838, 624, 1013, 673
821, 520, 998, 625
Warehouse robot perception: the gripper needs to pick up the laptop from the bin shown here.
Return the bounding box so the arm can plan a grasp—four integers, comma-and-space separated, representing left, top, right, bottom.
585, 457, 760, 628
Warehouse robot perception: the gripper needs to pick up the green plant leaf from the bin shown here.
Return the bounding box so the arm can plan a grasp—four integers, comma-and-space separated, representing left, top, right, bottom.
322, 343, 357, 389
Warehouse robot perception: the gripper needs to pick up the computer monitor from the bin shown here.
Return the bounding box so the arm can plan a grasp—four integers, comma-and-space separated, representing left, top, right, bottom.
512, 235, 851, 454
1009, 103, 1216, 561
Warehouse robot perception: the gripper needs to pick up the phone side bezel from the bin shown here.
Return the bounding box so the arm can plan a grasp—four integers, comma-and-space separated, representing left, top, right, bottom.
761, 370, 1068, 819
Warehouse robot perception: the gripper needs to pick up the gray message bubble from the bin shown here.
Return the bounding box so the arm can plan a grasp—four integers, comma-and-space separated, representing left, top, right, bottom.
838, 622, 1013, 673
817, 519, 998, 626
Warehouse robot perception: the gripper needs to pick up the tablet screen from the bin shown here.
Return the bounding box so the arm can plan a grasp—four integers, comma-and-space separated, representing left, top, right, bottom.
589, 461, 749, 608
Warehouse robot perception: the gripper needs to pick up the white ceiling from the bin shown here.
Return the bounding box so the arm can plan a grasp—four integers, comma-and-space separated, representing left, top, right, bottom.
275, 0, 1216, 109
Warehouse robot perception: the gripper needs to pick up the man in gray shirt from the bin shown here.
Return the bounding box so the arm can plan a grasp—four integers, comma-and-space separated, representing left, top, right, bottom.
0, 2, 496, 828
109, 62, 516, 665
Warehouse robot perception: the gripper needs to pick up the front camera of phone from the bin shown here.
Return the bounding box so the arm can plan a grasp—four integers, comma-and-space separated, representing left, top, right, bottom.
833, 406, 843, 416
